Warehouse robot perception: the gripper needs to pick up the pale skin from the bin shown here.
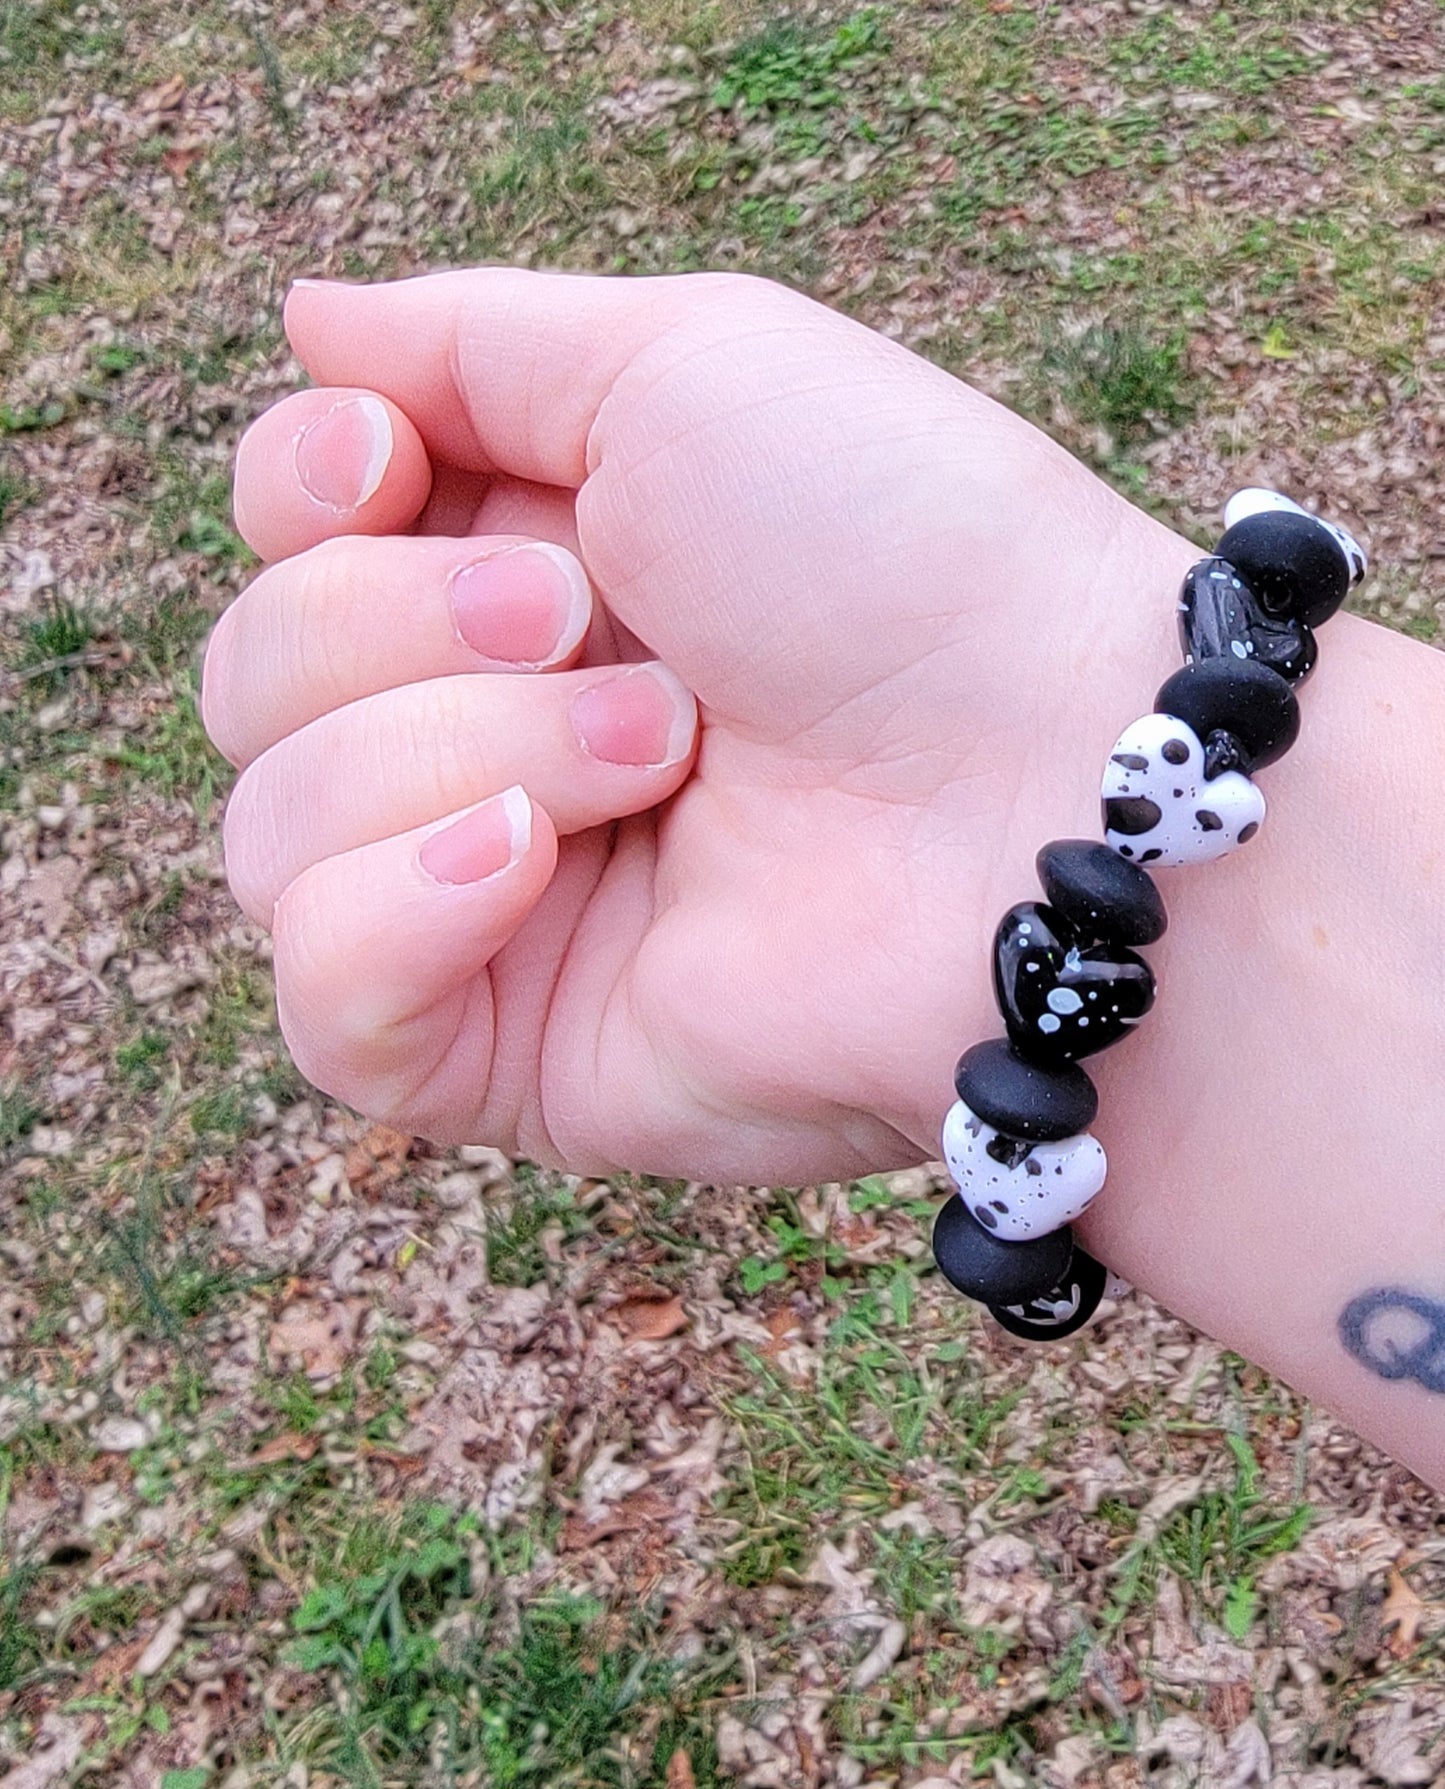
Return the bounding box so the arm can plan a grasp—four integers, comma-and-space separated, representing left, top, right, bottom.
204, 269, 1445, 1492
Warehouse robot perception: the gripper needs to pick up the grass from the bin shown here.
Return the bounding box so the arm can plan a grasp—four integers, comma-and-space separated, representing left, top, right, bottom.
276, 1501, 728, 1785
484, 1162, 591, 1286
0, 465, 36, 531
1101, 1430, 1313, 1643
0, 1080, 42, 1155
710, 9, 888, 117
1043, 322, 1195, 445
107, 674, 227, 813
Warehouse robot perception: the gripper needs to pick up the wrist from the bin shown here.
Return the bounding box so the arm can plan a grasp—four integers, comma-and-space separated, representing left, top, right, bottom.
899, 475, 1445, 1482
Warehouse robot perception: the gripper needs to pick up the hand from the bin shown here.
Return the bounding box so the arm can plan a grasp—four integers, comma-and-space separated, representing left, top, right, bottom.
207, 273, 1445, 1494
205, 268, 1195, 1182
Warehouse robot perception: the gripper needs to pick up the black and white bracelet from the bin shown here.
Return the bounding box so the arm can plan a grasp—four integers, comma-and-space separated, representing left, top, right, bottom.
931, 489, 1368, 1340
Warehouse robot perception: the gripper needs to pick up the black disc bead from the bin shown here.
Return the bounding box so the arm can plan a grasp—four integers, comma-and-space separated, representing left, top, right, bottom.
931, 1194, 1076, 1305
1215, 509, 1351, 629
993, 903, 1155, 1066
953, 1038, 1098, 1141
1154, 659, 1299, 772
1036, 838, 1167, 948
1178, 555, 1317, 685
987, 1243, 1109, 1340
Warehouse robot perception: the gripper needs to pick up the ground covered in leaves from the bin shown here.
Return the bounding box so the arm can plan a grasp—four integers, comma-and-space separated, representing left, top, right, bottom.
3, 0, 1445, 1784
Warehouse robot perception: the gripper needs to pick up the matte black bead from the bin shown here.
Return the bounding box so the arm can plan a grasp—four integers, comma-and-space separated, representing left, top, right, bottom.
988, 1244, 1109, 1340
1036, 838, 1167, 948
993, 903, 1155, 1066
931, 1195, 1076, 1305
1154, 659, 1300, 772
953, 1038, 1098, 1142
1215, 510, 1351, 629
1178, 555, 1317, 685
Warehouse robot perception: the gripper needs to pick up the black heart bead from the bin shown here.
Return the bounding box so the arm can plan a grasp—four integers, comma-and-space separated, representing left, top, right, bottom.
953, 1038, 1098, 1142
931, 1195, 1075, 1304
1216, 509, 1351, 629
993, 902, 1155, 1065
1154, 659, 1299, 772
988, 1244, 1109, 1340
1178, 555, 1317, 685
1036, 838, 1167, 948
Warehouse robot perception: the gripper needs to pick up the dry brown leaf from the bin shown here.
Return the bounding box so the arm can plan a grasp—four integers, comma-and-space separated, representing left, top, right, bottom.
139, 74, 187, 114
0, 1714, 95, 1789
760, 1306, 802, 1357
267, 1300, 363, 1378
1349, 1699, 1439, 1786
344, 1124, 414, 1192
250, 1431, 319, 1466
1379, 1567, 1426, 1659
665, 1750, 697, 1789
613, 1294, 688, 1341
1208, 1680, 1255, 1732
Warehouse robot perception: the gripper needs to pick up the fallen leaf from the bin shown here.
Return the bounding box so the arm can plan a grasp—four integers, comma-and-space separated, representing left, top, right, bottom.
1350, 1698, 1438, 1786
665, 1750, 697, 1789
268, 1300, 363, 1378
250, 1431, 319, 1466
139, 74, 186, 114
613, 1294, 688, 1341
1380, 1567, 1426, 1659
344, 1124, 414, 1193
1207, 1680, 1255, 1732
0, 1714, 94, 1788
760, 1306, 801, 1358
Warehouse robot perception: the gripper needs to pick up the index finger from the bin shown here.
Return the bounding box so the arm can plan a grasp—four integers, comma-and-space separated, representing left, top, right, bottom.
234, 386, 433, 562
281, 267, 814, 486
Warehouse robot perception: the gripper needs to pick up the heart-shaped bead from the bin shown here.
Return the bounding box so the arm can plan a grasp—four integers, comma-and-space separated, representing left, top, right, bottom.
1178, 555, 1316, 684
1102, 713, 1265, 868
993, 901, 1154, 1064
941, 1098, 1107, 1242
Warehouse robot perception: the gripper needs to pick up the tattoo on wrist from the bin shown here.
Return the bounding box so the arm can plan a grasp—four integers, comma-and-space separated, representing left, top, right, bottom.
1338, 1288, 1445, 1392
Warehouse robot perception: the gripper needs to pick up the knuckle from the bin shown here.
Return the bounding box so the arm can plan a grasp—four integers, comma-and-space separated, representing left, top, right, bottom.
219, 768, 277, 927
375, 680, 487, 813
270, 877, 355, 1093
198, 610, 240, 764
284, 540, 362, 697
270, 875, 414, 1123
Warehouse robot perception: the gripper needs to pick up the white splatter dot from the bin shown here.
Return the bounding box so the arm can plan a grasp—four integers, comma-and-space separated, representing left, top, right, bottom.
1037, 1014, 1062, 1034
1046, 987, 1084, 1016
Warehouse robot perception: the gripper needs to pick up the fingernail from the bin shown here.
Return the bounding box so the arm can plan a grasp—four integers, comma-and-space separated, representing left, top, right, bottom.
295, 394, 393, 512
449, 543, 590, 668
570, 663, 696, 768
419, 786, 531, 886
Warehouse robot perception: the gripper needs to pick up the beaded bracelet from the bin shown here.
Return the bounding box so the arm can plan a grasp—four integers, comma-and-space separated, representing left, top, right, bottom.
931, 489, 1368, 1340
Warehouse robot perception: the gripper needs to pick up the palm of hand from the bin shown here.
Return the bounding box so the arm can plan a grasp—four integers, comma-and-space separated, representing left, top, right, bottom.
239, 273, 1189, 1183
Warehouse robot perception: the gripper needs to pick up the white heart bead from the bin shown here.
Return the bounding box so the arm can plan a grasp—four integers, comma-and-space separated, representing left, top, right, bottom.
941, 1099, 1107, 1242
1102, 713, 1265, 868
